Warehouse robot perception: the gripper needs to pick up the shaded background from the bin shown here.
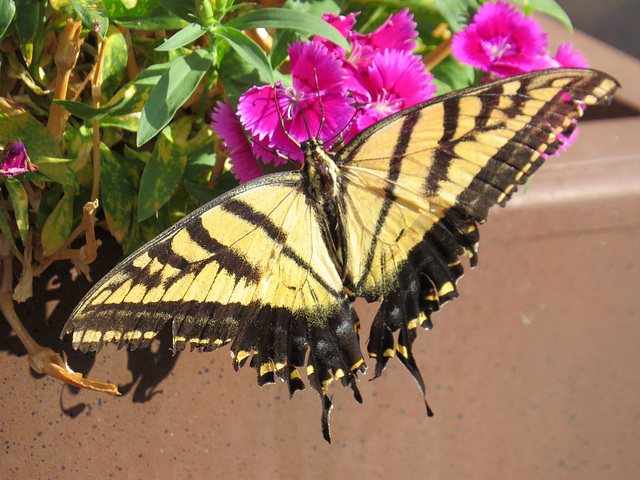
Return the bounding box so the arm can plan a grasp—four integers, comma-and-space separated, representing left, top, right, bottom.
2, 8, 640, 480
558, 0, 640, 59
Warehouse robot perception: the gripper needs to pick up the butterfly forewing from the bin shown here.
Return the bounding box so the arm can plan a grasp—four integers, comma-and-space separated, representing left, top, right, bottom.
335, 69, 618, 387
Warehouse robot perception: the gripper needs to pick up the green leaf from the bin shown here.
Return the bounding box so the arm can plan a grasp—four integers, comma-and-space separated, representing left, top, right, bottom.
137, 49, 213, 146
36, 183, 62, 230
107, 0, 159, 18
218, 44, 269, 105
100, 24, 128, 98
227, 8, 349, 50
100, 113, 141, 131
113, 7, 186, 30
14, 0, 41, 45
0, 97, 62, 157
185, 170, 237, 204
184, 180, 217, 205
0, 202, 17, 253
511, 0, 572, 31
282, 0, 340, 17
22, 156, 78, 189
433, 0, 479, 32
431, 55, 476, 93
138, 121, 190, 221
156, 23, 206, 51
0, 0, 16, 39
41, 191, 73, 256
158, 0, 197, 24
69, 0, 109, 38
270, 28, 304, 69
214, 25, 273, 85
3, 177, 29, 246
54, 60, 180, 120
100, 143, 133, 242
184, 148, 217, 179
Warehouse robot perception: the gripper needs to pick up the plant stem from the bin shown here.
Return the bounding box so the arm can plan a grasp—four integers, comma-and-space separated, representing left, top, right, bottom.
46, 19, 84, 144
423, 37, 452, 72
0, 255, 40, 355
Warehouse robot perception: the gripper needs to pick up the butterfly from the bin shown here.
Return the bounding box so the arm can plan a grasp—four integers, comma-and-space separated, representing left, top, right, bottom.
62, 68, 618, 442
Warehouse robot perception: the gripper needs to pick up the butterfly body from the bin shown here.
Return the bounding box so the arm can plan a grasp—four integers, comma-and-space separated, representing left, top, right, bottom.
62, 69, 619, 442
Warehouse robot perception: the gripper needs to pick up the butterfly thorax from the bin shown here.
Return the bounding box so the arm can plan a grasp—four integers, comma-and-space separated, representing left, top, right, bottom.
301, 137, 346, 271
301, 138, 342, 207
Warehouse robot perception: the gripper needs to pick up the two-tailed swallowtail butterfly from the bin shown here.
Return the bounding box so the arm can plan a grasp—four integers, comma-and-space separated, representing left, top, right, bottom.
62, 68, 619, 442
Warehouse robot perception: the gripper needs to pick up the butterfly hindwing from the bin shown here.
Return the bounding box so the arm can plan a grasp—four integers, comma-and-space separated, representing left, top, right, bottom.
63, 172, 365, 440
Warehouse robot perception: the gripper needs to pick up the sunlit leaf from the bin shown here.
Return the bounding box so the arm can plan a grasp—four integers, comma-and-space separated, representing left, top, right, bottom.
156, 23, 205, 51
69, 0, 109, 37
41, 191, 73, 256
511, 0, 572, 31
432, 0, 478, 32
0, 0, 16, 38
158, 0, 197, 23
137, 49, 213, 146
106, 0, 154, 18
20, 156, 78, 191
0, 201, 17, 252
113, 8, 186, 30
3, 177, 29, 246
227, 8, 349, 49
214, 26, 273, 85
100, 24, 128, 98
0, 97, 62, 157
100, 143, 133, 243
138, 120, 190, 221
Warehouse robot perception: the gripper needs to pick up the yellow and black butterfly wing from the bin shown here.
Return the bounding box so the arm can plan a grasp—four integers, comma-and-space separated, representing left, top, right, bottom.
63, 171, 365, 440
335, 69, 619, 394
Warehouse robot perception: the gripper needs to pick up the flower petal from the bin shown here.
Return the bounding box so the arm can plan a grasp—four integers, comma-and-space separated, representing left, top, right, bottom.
211, 100, 263, 183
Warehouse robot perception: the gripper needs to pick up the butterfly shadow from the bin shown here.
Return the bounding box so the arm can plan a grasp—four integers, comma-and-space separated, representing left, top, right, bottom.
2, 231, 180, 415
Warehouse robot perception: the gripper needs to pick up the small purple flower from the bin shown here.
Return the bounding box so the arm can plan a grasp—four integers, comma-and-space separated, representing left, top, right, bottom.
0, 141, 37, 177
211, 100, 263, 183
452, 1, 551, 77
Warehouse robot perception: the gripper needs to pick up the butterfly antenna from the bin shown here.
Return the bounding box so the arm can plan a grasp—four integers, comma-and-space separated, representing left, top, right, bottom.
324, 106, 363, 150
273, 85, 301, 150
314, 68, 326, 139
252, 137, 292, 164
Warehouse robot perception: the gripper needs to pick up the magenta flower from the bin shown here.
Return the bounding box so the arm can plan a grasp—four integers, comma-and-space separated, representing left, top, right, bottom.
211, 11, 437, 184
237, 40, 355, 167
211, 100, 263, 183
318, 9, 419, 82
349, 49, 437, 134
0, 141, 37, 177
314, 8, 435, 134
452, 1, 551, 77
315, 12, 358, 57
554, 42, 589, 68
352, 8, 418, 54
